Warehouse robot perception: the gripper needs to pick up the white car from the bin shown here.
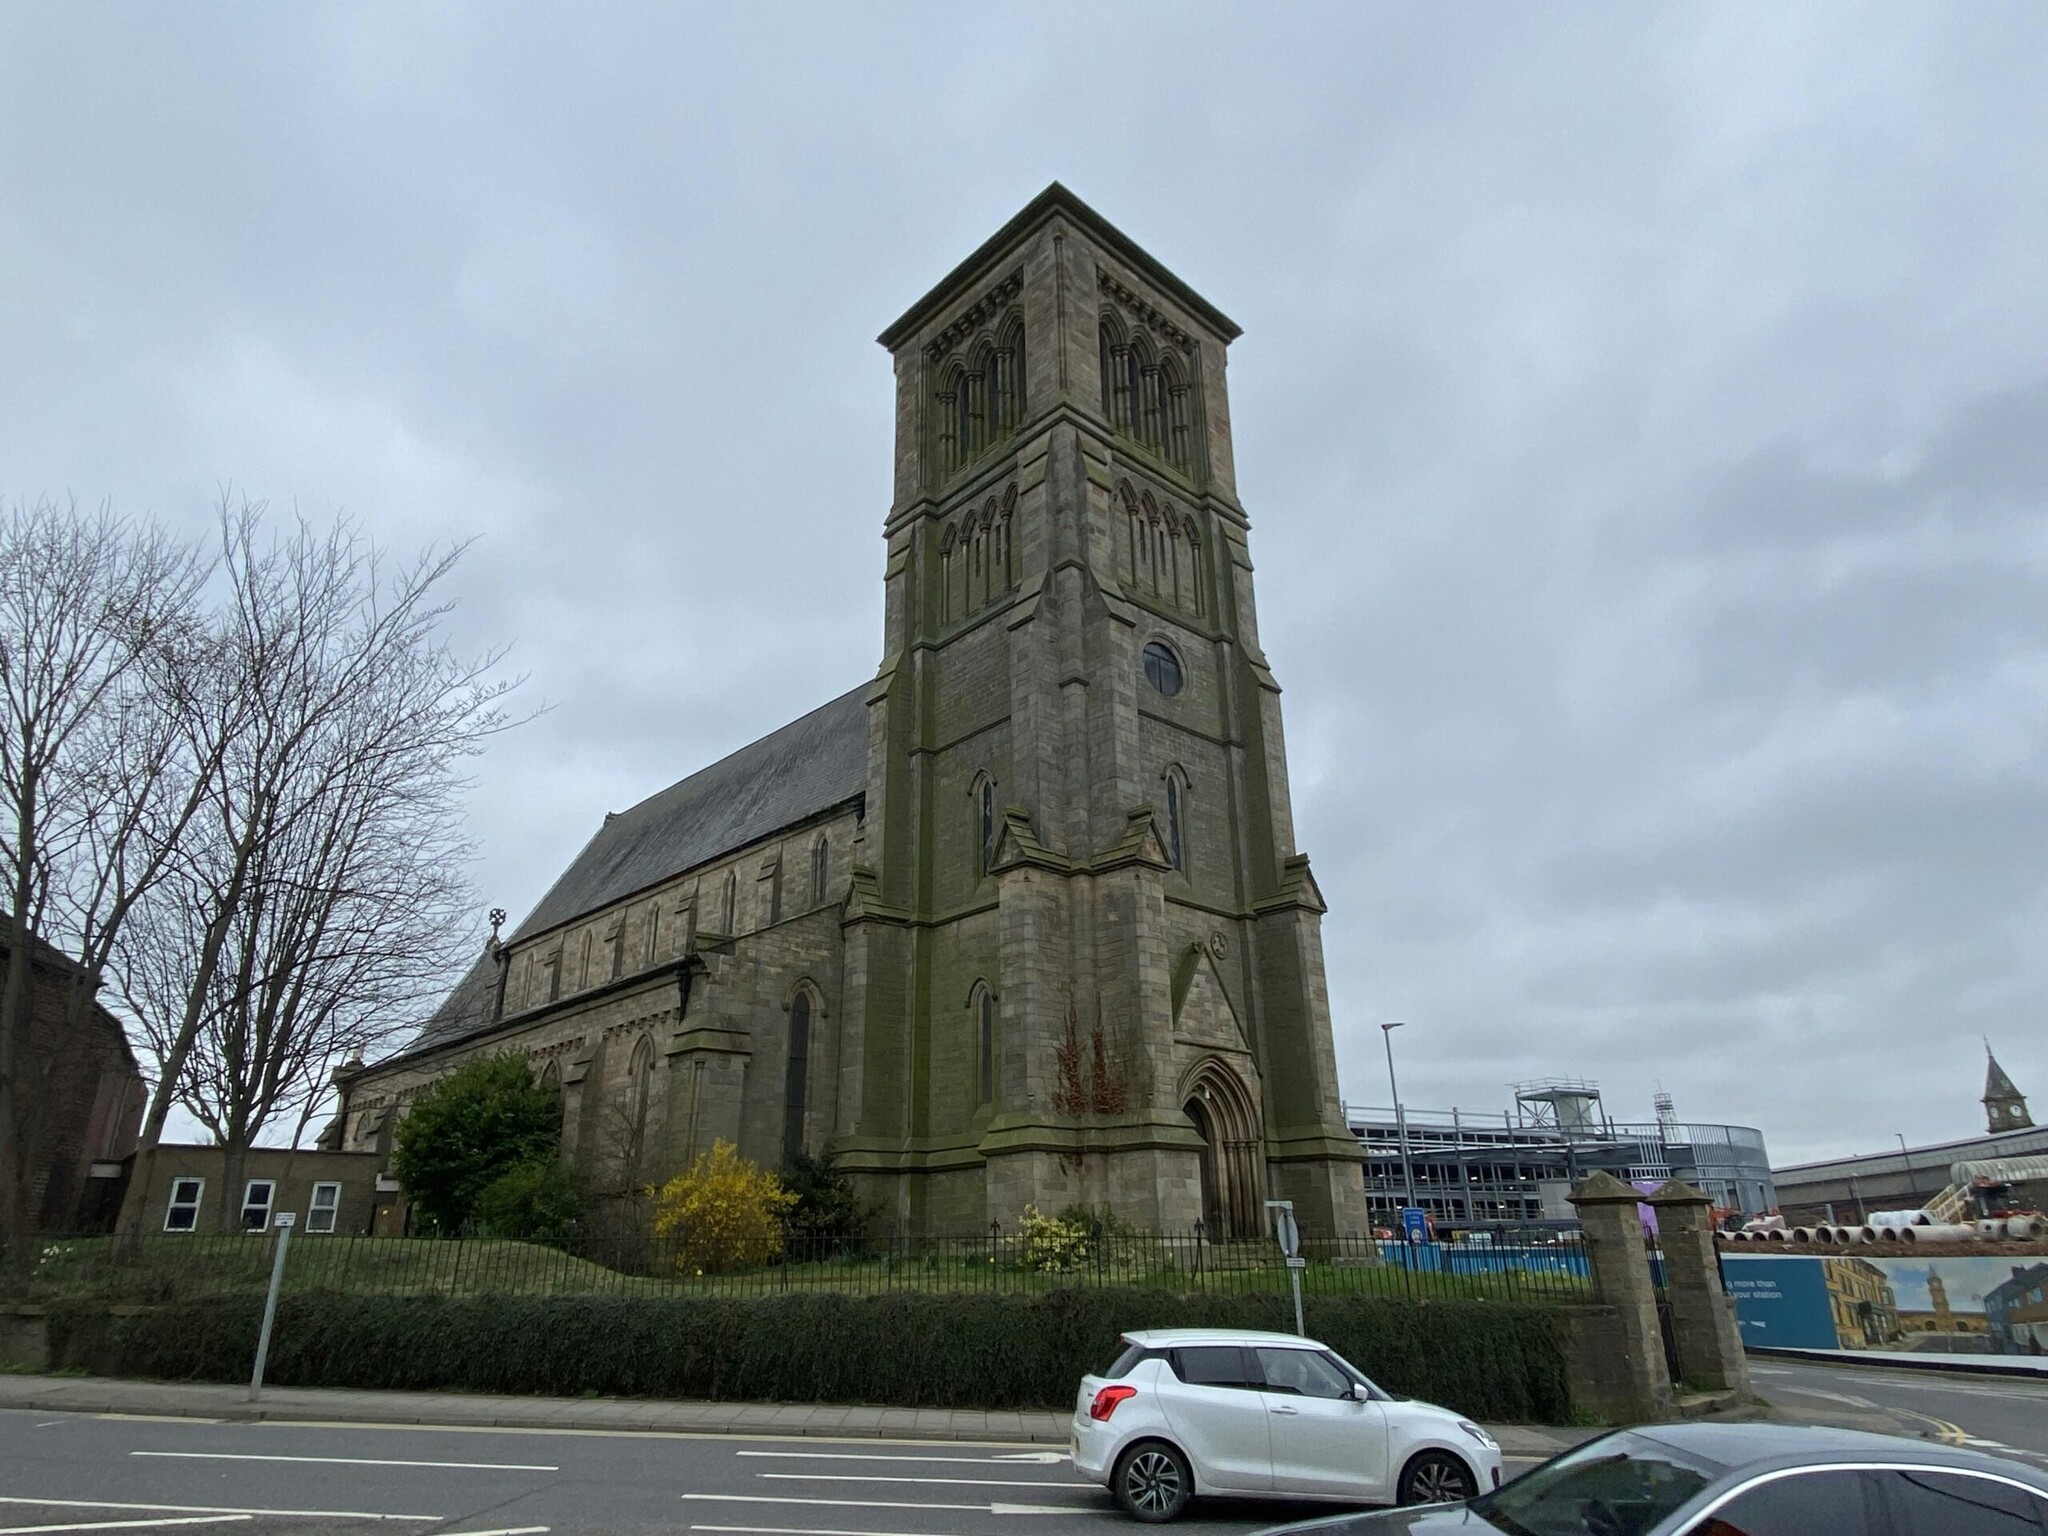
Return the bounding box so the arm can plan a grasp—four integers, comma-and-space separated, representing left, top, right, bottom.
1070, 1327, 1503, 1522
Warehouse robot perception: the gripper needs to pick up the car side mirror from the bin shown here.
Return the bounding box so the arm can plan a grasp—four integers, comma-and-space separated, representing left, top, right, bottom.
1351, 1382, 1371, 1402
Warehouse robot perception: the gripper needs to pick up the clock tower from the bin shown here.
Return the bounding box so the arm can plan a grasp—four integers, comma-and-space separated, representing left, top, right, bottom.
833, 186, 1368, 1237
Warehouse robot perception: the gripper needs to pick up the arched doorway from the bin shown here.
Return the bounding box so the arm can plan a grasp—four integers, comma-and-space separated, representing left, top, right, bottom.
1182, 1060, 1263, 1238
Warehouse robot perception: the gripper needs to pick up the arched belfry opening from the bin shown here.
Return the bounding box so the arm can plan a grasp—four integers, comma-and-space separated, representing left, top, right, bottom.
1181, 1059, 1263, 1238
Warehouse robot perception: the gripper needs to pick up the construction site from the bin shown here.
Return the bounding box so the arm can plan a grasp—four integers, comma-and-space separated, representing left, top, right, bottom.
1345, 1079, 1776, 1231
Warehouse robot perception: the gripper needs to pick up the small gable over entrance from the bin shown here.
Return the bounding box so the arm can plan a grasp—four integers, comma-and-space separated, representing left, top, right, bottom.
1172, 941, 1248, 1055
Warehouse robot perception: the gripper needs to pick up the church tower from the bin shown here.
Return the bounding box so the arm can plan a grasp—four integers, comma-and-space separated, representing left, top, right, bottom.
1985, 1045, 2033, 1133
833, 186, 1367, 1237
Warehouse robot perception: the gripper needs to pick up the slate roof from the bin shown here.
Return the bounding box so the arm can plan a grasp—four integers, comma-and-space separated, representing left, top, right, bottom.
388, 685, 871, 1063
405, 949, 501, 1055
509, 684, 869, 944
1986, 1051, 2026, 1103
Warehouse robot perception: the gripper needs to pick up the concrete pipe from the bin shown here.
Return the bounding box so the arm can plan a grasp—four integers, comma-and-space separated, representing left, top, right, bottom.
1766, 1228, 1788, 1242
1876, 1226, 1903, 1242
2007, 1215, 2047, 1240
1853, 1226, 1878, 1244
1813, 1226, 1837, 1244
1978, 1219, 2009, 1240
1791, 1227, 1816, 1243
1900, 1224, 1976, 1243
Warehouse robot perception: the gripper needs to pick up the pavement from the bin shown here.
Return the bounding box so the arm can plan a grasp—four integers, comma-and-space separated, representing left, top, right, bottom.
0, 1373, 1586, 1460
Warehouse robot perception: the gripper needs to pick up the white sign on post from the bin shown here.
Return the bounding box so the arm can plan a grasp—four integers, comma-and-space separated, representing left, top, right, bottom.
1265, 1199, 1300, 1258
274, 1212, 296, 1228
1264, 1200, 1306, 1335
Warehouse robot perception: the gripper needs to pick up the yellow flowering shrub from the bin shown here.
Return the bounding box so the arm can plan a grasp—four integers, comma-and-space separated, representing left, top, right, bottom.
651, 1140, 797, 1272
1019, 1203, 1091, 1272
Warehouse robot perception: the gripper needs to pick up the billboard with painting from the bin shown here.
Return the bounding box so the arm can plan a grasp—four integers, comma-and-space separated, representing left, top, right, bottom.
1725, 1251, 2048, 1357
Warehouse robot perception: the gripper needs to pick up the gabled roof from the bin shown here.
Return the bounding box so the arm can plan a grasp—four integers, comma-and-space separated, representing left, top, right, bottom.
403, 949, 502, 1056
509, 684, 870, 943
379, 685, 872, 1066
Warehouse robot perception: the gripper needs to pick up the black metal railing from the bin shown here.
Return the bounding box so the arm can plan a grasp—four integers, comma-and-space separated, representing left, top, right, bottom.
4, 1226, 1595, 1307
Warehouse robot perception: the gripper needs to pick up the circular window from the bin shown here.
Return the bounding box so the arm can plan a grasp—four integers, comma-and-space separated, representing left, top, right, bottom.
1142, 641, 1184, 697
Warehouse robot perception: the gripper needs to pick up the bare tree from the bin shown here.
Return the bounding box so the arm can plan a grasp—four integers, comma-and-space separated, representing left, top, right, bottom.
119, 503, 515, 1229
0, 498, 209, 1249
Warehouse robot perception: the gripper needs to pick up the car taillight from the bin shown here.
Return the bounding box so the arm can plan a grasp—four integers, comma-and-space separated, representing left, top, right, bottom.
1089, 1385, 1137, 1421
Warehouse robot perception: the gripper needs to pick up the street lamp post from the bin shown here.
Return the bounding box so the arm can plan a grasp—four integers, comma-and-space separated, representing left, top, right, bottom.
1381, 1022, 1418, 1220
1896, 1133, 1917, 1207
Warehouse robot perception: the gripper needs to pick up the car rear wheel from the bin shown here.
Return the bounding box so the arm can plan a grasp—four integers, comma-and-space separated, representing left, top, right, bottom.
1113, 1440, 1193, 1522
1398, 1450, 1477, 1506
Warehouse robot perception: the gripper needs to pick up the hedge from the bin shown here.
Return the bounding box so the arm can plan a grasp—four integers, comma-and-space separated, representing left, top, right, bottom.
48, 1288, 1578, 1423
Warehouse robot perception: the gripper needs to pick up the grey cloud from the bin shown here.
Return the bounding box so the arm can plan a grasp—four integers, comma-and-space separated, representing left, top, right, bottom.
4, 3, 2046, 1161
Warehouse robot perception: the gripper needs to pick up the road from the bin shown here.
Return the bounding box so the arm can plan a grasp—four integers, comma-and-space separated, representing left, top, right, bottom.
1749, 1357, 2048, 1471
0, 1411, 1535, 1536
2, 1360, 2040, 1536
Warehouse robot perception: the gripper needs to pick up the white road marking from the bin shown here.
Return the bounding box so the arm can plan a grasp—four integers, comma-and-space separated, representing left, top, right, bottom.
130, 1451, 556, 1472
757, 1475, 1093, 1490
244, 1420, 1052, 1451
684, 1495, 1083, 1516
737, 1452, 1066, 1467
696, 1526, 1014, 1536
0, 1498, 437, 1523
434, 1528, 551, 1535
0, 1520, 251, 1535
736, 1451, 1069, 1466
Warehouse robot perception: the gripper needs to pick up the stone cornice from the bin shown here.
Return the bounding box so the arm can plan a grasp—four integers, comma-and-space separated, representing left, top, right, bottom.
920, 272, 1024, 363
1098, 267, 1197, 354
877, 182, 1240, 350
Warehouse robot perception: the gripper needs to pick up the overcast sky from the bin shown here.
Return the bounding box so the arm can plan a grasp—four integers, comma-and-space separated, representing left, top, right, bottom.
4, 5, 2044, 1165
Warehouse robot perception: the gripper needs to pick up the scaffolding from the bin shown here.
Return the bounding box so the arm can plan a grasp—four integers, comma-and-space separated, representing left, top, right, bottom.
1344, 1088, 1772, 1228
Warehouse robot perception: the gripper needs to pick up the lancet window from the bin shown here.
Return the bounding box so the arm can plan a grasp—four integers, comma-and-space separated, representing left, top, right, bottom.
971, 982, 997, 1107
974, 773, 997, 877
1116, 480, 1205, 618
936, 312, 1025, 476
1099, 312, 1193, 473
784, 986, 815, 1165
938, 484, 1018, 625
1162, 766, 1190, 872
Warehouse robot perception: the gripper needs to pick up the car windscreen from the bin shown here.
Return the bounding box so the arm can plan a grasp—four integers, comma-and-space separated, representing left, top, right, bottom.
1467, 1434, 1722, 1536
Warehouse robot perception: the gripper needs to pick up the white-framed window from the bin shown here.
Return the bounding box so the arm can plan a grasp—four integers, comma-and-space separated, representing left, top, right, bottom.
307, 1181, 341, 1234
164, 1177, 204, 1232
240, 1179, 276, 1231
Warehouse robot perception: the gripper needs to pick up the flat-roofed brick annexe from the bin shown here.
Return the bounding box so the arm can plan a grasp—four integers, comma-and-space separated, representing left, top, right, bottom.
2, 916, 145, 1232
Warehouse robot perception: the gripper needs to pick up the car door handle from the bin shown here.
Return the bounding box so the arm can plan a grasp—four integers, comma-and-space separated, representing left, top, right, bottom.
1269, 1403, 1299, 1415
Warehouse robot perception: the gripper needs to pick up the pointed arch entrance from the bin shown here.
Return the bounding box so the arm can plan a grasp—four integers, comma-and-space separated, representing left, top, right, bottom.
1182, 1058, 1263, 1238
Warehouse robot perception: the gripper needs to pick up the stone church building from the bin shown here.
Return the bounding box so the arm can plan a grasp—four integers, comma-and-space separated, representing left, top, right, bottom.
335, 186, 1367, 1238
